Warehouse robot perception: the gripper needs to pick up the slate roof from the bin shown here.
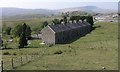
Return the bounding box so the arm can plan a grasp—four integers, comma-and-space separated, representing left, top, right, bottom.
48, 21, 90, 33
49, 24, 71, 33
81, 21, 91, 25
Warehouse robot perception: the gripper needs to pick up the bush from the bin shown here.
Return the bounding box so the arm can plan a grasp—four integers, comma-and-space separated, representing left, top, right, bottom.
3, 52, 11, 55
13, 53, 17, 55
54, 50, 63, 54
4, 27, 12, 35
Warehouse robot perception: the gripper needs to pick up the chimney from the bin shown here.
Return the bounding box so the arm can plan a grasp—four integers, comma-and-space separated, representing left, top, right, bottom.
73, 20, 77, 23
69, 20, 72, 24
79, 20, 82, 22
61, 21, 65, 25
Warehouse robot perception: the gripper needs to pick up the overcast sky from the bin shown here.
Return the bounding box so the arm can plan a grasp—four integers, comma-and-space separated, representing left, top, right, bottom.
0, 0, 119, 10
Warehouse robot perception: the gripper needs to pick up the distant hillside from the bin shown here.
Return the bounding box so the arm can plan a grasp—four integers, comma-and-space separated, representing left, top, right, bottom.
57, 6, 116, 13
0, 6, 117, 20
0, 7, 56, 17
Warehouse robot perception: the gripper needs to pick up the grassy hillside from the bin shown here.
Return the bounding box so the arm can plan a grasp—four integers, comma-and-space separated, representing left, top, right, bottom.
2, 22, 118, 70
2, 16, 63, 34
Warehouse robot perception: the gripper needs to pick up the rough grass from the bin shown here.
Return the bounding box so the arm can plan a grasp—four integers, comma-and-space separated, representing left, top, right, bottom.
2, 22, 118, 70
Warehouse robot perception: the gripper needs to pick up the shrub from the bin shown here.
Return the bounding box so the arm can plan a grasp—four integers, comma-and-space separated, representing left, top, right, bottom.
54, 50, 63, 54
3, 52, 11, 55
13, 53, 17, 55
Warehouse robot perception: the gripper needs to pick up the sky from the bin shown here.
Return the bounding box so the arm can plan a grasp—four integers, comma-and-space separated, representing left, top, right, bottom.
0, 0, 119, 10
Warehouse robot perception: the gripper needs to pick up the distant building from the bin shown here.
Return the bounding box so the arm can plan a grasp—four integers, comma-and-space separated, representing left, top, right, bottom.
112, 14, 118, 18
41, 21, 91, 45
95, 17, 105, 20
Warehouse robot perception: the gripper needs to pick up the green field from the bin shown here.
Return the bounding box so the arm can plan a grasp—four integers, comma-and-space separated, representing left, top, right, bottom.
2, 22, 118, 70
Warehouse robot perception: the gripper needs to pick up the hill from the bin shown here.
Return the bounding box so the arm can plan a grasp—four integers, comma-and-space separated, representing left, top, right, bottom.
0, 6, 117, 20
0, 7, 57, 18
57, 6, 116, 13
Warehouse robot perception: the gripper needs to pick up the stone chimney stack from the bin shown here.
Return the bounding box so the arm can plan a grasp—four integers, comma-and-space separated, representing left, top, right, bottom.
61, 21, 65, 24
73, 20, 77, 23
69, 20, 72, 24
84, 19, 87, 22
79, 20, 82, 22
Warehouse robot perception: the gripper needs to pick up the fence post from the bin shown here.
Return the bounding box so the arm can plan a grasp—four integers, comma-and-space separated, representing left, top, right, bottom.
20, 57, 23, 65
37, 54, 39, 58
35, 54, 36, 60
26, 55, 28, 63
34, 54, 35, 60
11, 58, 14, 69
31, 55, 32, 61
1, 60, 3, 72
39, 54, 40, 58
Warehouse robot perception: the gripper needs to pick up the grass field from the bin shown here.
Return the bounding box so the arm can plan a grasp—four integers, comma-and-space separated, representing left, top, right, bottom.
2, 22, 118, 70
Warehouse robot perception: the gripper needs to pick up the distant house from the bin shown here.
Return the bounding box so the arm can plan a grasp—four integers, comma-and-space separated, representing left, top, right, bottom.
41, 21, 91, 45
112, 14, 118, 18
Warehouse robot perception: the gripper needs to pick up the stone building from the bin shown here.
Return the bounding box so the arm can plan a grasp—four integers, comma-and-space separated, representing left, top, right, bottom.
41, 21, 91, 45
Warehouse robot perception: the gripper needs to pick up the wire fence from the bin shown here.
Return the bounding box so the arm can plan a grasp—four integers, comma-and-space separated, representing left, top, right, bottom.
1, 48, 48, 71
1, 54, 41, 70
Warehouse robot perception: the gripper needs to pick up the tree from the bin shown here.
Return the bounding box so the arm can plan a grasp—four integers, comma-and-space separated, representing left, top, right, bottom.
18, 23, 28, 48
11, 24, 23, 37
43, 21, 48, 28
80, 16, 86, 21
63, 16, 67, 24
52, 19, 60, 25
86, 16, 94, 27
70, 16, 80, 22
4, 27, 11, 35
22, 23, 27, 32
8, 22, 32, 48
75, 16, 80, 22
2, 24, 11, 35
70, 16, 86, 22
60, 19, 64, 23
12, 23, 32, 38
70, 16, 75, 23
19, 32, 28, 48
25, 25, 32, 39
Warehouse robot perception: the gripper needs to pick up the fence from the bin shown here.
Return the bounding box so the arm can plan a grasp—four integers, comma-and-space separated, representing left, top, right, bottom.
1, 54, 42, 70
1, 48, 48, 71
